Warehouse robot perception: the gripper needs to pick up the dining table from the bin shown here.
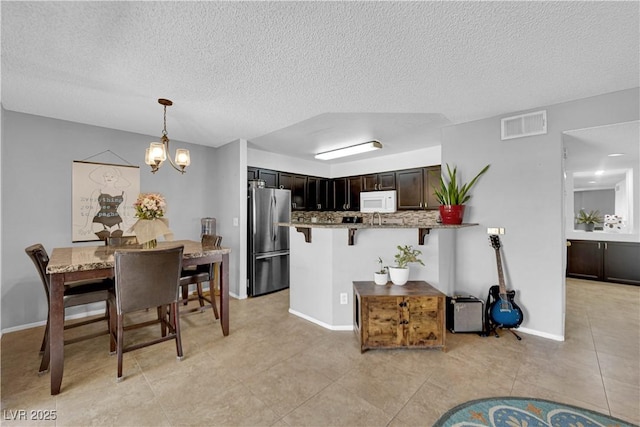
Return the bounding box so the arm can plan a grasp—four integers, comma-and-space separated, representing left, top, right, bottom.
45, 239, 231, 395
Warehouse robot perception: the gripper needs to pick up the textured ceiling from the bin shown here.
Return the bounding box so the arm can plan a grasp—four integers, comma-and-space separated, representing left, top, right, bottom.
2, 1, 639, 164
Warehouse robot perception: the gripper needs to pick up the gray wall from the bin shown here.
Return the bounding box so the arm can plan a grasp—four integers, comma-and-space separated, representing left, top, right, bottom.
440, 88, 639, 340
1, 109, 223, 331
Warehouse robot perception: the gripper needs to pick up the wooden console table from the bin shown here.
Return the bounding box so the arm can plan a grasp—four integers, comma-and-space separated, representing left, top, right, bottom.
353, 280, 446, 352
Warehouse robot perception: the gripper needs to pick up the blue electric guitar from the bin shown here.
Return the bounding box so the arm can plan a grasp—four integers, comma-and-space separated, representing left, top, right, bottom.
488, 235, 523, 329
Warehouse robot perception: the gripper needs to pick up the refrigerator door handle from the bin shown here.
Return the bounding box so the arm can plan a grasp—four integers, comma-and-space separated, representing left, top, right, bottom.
271, 194, 277, 241
252, 190, 257, 236
255, 251, 289, 260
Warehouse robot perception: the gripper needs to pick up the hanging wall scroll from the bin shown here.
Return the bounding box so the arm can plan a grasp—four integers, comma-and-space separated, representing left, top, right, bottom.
72, 161, 140, 242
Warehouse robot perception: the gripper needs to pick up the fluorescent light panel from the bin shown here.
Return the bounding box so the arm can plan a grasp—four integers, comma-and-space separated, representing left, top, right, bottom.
315, 140, 382, 160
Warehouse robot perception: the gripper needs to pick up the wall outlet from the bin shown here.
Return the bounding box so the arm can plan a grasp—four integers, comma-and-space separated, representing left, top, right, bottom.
487, 227, 505, 235
233, 217, 239, 227
340, 293, 348, 305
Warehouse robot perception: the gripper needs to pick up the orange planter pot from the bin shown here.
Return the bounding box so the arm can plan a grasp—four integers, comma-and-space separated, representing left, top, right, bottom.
439, 205, 466, 225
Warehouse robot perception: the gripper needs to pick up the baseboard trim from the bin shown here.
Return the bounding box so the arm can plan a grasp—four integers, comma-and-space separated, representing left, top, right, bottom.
288, 308, 353, 331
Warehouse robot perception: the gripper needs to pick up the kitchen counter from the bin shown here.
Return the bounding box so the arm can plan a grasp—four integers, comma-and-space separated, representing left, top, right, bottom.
278, 221, 478, 245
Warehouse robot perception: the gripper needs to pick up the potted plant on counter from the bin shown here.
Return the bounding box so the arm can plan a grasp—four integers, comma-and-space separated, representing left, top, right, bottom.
388, 245, 424, 286
434, 163, 490, 225
374, 257, 388, 285
576, 209, 603, 232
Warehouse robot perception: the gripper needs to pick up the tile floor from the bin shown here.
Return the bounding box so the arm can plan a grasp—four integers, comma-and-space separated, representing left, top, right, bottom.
1, 278, 639, 426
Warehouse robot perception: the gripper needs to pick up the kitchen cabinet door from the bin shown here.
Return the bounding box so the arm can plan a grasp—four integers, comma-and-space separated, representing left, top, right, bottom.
423, 166, 441, 210
567, 240, 605, 280
307, 177, 331, 210
258, 169, 279, 188
333, 178, 348, 211
362, 174, 378, 191
247, 167, 259, 181
348, 176, 363, 211
603, 242, 640, 285
363, 172, 396, 191
279, 173, 306, 210
396, 168, 424, 209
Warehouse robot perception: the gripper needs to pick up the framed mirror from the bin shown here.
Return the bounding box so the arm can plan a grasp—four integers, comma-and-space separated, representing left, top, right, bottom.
563, 120, 639, 237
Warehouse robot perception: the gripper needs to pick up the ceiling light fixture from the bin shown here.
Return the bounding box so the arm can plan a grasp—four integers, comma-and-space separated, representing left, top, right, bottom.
608, 153, 625, 157
314, 140, 382, 160
145, 98, 190, 174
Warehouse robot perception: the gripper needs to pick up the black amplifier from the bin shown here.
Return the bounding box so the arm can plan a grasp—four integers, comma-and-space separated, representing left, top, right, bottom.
446, 295, 484, 333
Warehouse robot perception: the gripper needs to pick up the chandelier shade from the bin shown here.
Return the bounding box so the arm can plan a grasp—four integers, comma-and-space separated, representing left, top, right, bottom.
146, 99, 189, 174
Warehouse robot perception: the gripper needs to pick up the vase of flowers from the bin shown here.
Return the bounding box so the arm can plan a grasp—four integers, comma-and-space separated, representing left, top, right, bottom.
131, 193, 172, 247
134, 193, 166, 220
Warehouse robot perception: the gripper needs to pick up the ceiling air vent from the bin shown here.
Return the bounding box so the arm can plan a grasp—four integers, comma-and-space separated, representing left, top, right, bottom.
501, 110, 547, 140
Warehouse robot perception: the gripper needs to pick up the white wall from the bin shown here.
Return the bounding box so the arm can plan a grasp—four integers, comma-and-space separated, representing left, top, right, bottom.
440, 88, 639, 341
1, 110, 219, 331
213, 139, 247, 298
290, 226, 439, 329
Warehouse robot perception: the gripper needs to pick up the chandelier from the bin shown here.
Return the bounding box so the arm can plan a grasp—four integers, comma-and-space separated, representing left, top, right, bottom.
145, 98, 190, 174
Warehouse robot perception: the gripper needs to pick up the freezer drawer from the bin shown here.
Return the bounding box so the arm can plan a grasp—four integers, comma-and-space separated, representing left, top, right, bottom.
250, 252, 290, 297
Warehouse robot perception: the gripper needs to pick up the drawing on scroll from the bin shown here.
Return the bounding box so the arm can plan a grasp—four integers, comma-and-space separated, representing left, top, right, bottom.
72, 161, 140, 242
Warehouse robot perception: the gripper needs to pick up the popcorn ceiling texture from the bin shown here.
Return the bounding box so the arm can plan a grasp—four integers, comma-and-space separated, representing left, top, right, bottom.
2, 2, 638, 158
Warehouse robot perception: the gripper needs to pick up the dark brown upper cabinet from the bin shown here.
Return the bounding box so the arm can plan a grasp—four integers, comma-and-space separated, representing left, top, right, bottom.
396, 166, 441, 210
279, 173, 307, 210
362, 172, 396, 191
258, 169, 279, 188
334, 176, 362, 211
307, 177, 332, 211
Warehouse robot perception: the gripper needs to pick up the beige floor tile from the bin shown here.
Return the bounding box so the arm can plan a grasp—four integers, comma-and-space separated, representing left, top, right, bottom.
282, 383, 392, 426
1, 279, 638, 426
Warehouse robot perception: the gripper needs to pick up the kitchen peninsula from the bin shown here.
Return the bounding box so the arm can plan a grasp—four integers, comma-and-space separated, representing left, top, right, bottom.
279, 211, 476, 330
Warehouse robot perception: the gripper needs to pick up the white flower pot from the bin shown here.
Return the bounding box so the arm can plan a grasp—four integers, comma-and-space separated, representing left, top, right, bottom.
374, 272, 388, 285
388, 267, 410, 286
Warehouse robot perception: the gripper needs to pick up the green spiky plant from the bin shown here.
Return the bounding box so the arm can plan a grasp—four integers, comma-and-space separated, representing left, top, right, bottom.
434, 164, 490, 206
575, 209, 603, 225
376, 257, 387, 274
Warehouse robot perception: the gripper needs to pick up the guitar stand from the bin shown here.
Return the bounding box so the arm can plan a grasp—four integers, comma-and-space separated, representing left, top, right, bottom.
496, 327, 522, 340
484, 321, 522, 341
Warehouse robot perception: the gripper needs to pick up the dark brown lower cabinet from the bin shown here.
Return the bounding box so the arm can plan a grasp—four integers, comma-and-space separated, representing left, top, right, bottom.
567, 240, 640, 286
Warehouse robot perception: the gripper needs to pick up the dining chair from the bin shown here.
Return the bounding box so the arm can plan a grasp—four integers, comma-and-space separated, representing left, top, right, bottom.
25, 243, 113, 374
179, 235, 222, 319
108, 245, 184, 381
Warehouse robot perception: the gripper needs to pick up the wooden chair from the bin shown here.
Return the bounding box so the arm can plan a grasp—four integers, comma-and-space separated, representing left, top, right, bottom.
25, 243, 113, 374
108, 245, 184, 381
179, 235, 221, 319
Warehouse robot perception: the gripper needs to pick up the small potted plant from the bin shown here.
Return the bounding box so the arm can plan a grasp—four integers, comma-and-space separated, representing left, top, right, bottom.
434, 163, 490, 224
575, 209, 603, 232
374, 257, 388, 285
388, 245, 424, 286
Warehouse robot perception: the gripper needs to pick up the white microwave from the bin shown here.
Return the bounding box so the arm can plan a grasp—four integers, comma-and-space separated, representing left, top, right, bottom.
360, 190, 397, 213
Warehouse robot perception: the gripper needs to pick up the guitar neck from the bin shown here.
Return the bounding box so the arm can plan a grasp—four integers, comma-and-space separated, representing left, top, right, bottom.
494, 247, 507, 296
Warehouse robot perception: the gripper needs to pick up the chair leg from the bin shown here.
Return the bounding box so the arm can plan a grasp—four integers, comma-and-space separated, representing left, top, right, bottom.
116, 314, 124, 381
39, 315, 49, 354
182, 285, 189, 305
208, 283, 219, 320
38, 325, 50, 375
196, 283, 206, 308
109, 301, 117, 354
158, 306, 167, 337
173, 302, 184, 360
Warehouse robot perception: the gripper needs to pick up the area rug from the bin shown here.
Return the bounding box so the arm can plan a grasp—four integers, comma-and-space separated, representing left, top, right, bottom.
433, 396, 637, 427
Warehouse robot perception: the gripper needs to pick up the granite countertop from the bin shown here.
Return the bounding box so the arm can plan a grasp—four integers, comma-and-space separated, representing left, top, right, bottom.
47, 239, 231, 274
278, 221, 477, 230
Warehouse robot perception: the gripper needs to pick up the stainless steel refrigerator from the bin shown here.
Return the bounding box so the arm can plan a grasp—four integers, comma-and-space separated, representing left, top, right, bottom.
248, 187, 290, 297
